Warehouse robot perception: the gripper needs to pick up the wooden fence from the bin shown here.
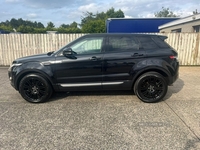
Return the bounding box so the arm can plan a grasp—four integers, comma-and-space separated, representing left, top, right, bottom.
164, 33, 200, 65
0, 33, 199, 66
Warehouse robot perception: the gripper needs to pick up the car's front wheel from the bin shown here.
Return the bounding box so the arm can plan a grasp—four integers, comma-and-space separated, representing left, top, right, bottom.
19, 74, 52, 103
134, 72, 168, 103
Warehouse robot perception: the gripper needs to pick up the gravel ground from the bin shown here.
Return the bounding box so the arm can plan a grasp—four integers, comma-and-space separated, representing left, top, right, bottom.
0, 67, 200, 150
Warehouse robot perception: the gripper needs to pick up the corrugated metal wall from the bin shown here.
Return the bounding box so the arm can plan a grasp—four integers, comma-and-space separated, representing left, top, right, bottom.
0, 33, 199, 66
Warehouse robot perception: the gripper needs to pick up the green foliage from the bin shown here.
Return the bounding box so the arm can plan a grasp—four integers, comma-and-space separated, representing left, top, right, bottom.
58, 21, 81, 33
155, 7, 179, 17
34, 28, 47, 33
0, 24, 13, 32
82, 20, 106, 33
0, 18, 45, 33
106, 8, 124, 18
69, 21, 78, 28
60, 24, 70, 28
57, 27, 81, 33
0, 8, 124, 33
17, 25, 34, 33
46, 22, 55, 30
0, 18, 45, 30
81, 7, 125, 33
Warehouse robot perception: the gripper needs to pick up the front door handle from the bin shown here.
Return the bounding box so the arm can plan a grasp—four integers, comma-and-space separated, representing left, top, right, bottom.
90, 56, 100, 61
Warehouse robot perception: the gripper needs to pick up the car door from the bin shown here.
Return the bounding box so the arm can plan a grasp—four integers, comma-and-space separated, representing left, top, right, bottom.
102, 35, 146, 90
53, 35, 105, 91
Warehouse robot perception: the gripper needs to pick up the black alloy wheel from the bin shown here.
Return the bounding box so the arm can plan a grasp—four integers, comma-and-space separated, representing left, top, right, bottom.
19, 74, 52, 103
134, 72, 168, 103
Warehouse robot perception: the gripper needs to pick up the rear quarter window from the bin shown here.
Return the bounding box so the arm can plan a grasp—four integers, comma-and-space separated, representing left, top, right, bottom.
137, 36, 158, 49
152, 36, 170, 48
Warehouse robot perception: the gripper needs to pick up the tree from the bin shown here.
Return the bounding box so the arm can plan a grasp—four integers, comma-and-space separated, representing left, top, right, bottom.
60, 24, 69, 28
69, 21, 78, 28
106, 8, 124, 18
81, 8, 125, 33
37, 22, 45, 28
0, 24, 13, 32
155, 7, 178, 17
0, 18, 45, 32
81, 12, 96, 27
17, 25, 34, 33
58, 21, 81, 33
46, 22, 55, 29
82, 20, 105, 33
60, 22, 79, 29
34, 28, 46, 33
10, 18, 19, 29
0, 8, 124, 34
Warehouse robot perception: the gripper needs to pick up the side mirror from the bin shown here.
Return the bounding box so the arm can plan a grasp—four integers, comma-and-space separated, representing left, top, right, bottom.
63, 48, 73, 56
63, 48, 77, 59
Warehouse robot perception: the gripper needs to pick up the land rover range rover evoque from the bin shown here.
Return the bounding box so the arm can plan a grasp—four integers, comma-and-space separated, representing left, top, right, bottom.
8, 34, 179, 103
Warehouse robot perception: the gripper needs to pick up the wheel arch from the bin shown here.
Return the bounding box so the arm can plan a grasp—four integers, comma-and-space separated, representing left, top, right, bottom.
15, 70, 56, 91
131, 67, 170, 89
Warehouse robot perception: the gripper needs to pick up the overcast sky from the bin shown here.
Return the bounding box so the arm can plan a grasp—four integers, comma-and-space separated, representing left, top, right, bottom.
0, 0, 200, 27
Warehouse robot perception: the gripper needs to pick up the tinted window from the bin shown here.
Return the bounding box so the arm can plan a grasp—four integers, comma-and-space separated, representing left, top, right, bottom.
137, 36, 158, 49
152, 36, 169, 48
107, 36, 139, 52
70, 37, 103, 54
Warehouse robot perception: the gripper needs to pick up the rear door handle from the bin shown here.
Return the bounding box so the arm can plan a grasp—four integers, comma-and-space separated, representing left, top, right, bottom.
132, 53, 144, 57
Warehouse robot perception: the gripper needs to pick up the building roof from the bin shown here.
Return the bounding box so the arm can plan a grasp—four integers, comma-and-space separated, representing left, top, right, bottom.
159, 13, 200, 29
107, 17, 179, 20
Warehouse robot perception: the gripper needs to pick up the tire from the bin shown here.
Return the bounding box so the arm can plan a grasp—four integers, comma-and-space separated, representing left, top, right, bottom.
134, 72, 168, 103
19, 74, 52, 103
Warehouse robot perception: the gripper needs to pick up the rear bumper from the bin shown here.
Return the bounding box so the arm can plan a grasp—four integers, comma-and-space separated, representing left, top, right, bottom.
169, 71, 179, 86
168, 63, 179, 85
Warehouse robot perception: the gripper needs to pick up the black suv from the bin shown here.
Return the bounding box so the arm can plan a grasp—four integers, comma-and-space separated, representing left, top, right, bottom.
8, 34, 179, 103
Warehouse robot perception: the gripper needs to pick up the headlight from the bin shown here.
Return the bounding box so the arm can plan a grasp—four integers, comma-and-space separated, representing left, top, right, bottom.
10, 63, 22, 67
8, 63, 22, 72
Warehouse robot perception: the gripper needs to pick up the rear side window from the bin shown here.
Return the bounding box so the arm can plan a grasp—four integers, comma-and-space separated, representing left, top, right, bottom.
137, 36, 158, 49
152, 36, 170, 48
107, 36, 139, 52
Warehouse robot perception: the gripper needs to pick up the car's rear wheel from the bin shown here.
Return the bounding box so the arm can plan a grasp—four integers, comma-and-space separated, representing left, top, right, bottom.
134, 72, 168, 103
19, 74, 52, 103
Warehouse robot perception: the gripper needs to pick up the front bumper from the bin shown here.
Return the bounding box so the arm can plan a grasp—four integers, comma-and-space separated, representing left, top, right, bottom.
8, 65, 18, 90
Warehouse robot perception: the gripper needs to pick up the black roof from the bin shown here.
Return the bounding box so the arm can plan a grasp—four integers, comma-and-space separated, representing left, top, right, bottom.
84, 33, 167, 39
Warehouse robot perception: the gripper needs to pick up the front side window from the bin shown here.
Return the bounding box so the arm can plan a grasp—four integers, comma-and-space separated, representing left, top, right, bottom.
70, 37, 103, 54
107, 36, 139, 52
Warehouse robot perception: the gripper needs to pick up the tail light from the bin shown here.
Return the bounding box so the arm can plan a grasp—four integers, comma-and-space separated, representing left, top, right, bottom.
169, 55, 177, 59
169, 55, 179, 62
